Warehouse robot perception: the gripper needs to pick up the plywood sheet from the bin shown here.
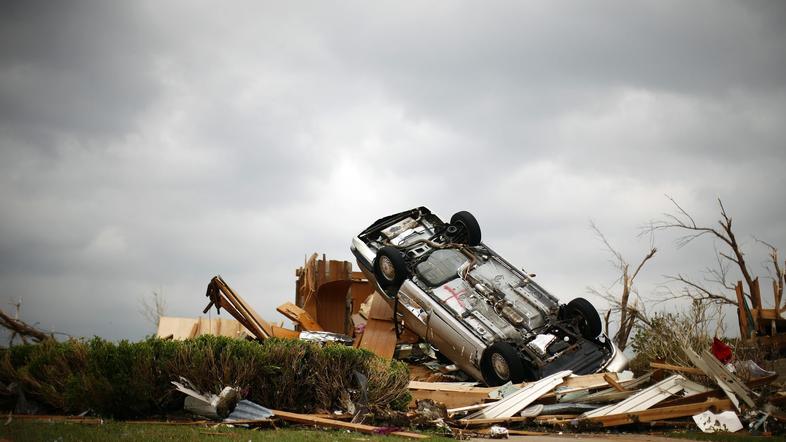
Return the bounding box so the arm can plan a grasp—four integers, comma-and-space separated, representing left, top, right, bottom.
157, 316, 251, 340
358, 318, 396, 359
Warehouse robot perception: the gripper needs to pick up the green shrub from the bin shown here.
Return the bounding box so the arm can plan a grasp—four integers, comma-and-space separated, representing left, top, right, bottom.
0, 336, 409, 418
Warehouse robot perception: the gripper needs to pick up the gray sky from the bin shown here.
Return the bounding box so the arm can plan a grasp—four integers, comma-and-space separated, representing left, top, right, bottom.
1, 1, 785, 341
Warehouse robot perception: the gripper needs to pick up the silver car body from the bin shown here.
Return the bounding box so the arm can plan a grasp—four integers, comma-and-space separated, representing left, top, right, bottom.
351, 207, 627, 384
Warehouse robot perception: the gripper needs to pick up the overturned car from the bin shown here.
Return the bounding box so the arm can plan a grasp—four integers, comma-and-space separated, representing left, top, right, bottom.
351, 207, 627, 386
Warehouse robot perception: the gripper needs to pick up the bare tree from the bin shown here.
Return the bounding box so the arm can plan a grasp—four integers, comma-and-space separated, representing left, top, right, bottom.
755, 239, 786, 313
649, 196, 781, 309
588, 221, 656, 351
139, 290, 167, 329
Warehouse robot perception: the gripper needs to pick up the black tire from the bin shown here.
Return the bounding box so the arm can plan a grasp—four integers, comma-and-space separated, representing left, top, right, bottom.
373, 246, 408, 290
450, 211, 482, 246
480, 342, 528, 386
565, 297, 602, 339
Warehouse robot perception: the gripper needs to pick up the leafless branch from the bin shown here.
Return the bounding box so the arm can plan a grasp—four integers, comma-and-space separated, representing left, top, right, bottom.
589, 221, 656, 351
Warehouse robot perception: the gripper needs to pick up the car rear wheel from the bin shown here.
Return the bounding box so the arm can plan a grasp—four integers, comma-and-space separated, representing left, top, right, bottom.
565, 297, 602, 339
480, 342, 528, 386
449, 211, 482, 246
373, 246, 408, 290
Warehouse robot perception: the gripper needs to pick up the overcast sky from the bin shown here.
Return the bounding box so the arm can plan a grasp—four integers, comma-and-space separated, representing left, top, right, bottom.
1, 1, 785, 342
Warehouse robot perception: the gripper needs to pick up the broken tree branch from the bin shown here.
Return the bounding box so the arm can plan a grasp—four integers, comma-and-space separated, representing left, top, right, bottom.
0, 308, 52, 343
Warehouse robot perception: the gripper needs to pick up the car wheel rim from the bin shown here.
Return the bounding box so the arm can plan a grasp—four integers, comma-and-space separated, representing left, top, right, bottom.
491, 353, 510, 380
379, 256, 396, 281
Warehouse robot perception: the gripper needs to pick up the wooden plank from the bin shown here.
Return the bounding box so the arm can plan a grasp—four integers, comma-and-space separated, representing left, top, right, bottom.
270, 409, 427, 439
409, 389, 489, 409
587, 399, 733, 427
604, 373, 627, 392
560, 372, 619, 390
408, 381, 486, 393
751, 308, 781, 321
649, 362, 704, 375
276, 302, 323, 331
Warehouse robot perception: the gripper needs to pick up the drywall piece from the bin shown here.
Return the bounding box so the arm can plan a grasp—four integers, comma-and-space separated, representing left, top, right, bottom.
693, 410, 743, 433
467, 370, 572, 419
581, 375, 686, 418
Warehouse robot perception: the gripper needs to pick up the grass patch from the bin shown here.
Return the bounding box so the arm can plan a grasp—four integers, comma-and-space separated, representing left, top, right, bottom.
0, 336, 410, 418
0, 420, 449, 442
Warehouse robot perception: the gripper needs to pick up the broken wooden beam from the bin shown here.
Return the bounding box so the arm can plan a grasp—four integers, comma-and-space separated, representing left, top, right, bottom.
276, 302, 323, 331
204, 276, 273, 340
649, 362, 704, 375
586, 399, 733, 427
269, 409, 427, 439
603, 373, 628, 392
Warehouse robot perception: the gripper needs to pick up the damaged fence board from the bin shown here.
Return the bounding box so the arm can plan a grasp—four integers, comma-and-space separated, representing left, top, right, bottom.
467, 370, 571, 420
276, 302, 323, 331
270, 409, 427, 439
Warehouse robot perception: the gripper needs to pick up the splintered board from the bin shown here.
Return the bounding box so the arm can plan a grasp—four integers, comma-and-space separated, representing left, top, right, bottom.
276, 302, 323, 331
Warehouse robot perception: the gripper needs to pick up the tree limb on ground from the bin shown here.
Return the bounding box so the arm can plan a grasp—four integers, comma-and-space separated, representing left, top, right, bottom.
0, 308, 52, 343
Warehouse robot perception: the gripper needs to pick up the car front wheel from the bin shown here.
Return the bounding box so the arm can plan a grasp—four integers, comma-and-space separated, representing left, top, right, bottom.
373, 246, 408, 290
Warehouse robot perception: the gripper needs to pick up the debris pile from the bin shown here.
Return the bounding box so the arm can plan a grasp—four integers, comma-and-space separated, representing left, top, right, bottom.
148, 254, 786, 438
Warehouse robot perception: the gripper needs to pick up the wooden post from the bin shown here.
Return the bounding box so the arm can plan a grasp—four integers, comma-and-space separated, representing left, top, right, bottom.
735, 281, 750, 340
752, 277, 762, 333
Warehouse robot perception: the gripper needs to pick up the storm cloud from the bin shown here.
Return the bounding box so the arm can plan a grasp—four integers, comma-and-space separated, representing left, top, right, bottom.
1, 1, 784, 340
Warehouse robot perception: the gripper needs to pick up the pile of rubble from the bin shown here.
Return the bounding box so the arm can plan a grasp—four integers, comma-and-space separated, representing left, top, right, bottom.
148, 254, 785, 438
